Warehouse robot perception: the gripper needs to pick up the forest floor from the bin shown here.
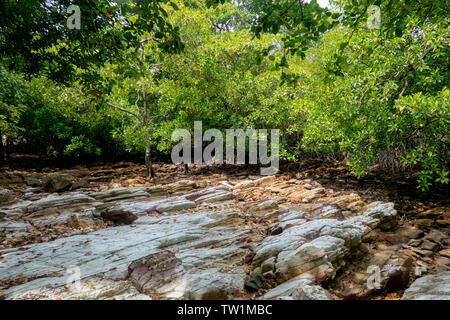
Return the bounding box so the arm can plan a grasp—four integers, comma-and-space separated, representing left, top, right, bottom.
0, 155, 448, 300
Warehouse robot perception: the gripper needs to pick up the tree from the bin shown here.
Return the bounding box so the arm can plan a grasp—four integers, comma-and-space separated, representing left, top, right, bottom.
0, 0, 182, 83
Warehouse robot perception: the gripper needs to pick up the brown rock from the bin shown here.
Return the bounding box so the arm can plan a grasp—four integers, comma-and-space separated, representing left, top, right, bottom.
128, 250, 182, 294
101, 209, 138, 225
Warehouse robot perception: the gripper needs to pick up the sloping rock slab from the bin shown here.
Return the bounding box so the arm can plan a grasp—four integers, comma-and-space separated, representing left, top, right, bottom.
0, 209, 250, 300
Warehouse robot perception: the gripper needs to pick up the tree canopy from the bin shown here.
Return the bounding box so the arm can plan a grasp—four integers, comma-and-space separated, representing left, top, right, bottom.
0, 0, 448, 189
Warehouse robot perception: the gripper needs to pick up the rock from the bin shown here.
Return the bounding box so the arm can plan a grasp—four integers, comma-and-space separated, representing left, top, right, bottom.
155, 199, 196, 213
424, 230, 446, 245
43, 175, 72, 193
182, 269, 246, 300
418, 207, 447, 219
0, 220, 31, 232
101, 209, 138, 225
250, 200, 278, 213
402, 271, 450, 300
232, 176, 276, 190
438, 249, 450, 259
244, 269, 266, 292
195, 191, 235, 203
128, 250, 183, 294
275, 235, 347, 283
261, 257, 276, 274
167, 180, 197, 194
89, 187, 150, 202
25, 193, 97, 215
263, 208, 288, 220
421, 239, 439, 252
184, 186, 228, 201
146, 186, 167, 196
291, 187, 326, 203
260, 277, 333, 300
362, 201, 397, 230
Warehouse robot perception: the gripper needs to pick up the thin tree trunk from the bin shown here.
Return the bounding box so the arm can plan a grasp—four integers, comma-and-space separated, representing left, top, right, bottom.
5, 137, 9, 160
0, 132, 4, 161
142, 83, 153, 178
141, 43, 153, 179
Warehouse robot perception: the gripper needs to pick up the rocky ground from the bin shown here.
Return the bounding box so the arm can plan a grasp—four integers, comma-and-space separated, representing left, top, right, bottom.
0, 160, 448, 300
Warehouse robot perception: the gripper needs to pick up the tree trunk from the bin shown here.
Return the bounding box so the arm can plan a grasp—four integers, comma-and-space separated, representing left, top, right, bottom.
145, 143, 153, 178
142, 90, 153, 179
140, 42, 153, 179
184, 163, 189, 174
4, 137, 9, 160
0, 132, 4, 161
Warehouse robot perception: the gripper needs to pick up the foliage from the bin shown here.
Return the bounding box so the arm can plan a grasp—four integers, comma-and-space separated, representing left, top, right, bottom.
0, 0, 448, 189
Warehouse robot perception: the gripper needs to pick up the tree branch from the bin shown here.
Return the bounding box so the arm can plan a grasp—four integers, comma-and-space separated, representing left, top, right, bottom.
106, 102, 139, 119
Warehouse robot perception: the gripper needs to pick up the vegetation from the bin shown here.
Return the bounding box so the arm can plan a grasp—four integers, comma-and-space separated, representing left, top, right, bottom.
0, 0, 448, 189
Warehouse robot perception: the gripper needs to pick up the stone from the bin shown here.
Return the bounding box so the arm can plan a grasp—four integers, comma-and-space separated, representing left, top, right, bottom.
89, 187, 150, 202
101, 209, 138, 225
25, 193, 97, 215
402, 271, 450, 300
421, 240, 439, 251
362, 201, 397, 230
293, 187, 326, 202
181, 269, 246, 300
232, 176, 276, 190
43, 175, 72, 193
128, 250, 183, 294
260, 277, 333, 300
275, 236, 347, 283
